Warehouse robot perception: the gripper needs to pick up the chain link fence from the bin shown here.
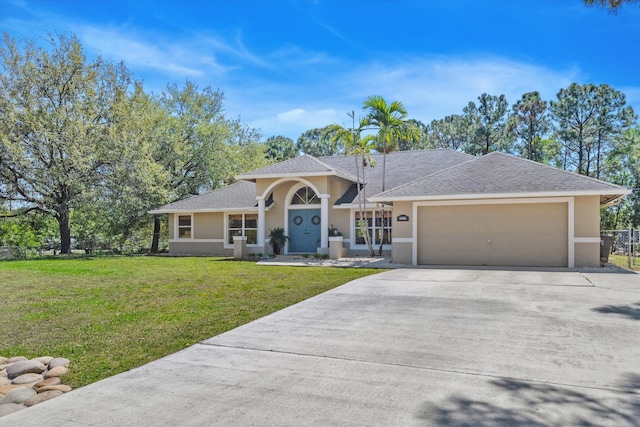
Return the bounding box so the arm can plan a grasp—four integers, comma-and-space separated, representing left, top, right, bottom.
601, 228, 639, 269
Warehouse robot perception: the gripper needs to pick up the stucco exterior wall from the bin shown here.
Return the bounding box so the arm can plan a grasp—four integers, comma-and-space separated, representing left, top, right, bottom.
392, 201, 413, 238
193, 212, 224, 239
168, 213, 175, 240
168, 241, 230, 256
573, 195, 601, 267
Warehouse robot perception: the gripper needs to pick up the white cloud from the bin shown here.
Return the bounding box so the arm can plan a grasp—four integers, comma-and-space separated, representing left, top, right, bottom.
79, 25, 232, 78
233, 55, 591, 140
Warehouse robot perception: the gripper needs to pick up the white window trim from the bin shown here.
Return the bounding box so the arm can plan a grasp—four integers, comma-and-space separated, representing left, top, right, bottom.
349, 208, 393, 251
175, 213, 194, 240
224, 212, 260, 249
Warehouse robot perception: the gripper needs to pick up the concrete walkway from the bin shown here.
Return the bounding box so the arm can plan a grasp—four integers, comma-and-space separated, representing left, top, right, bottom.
4, 267, 640, 426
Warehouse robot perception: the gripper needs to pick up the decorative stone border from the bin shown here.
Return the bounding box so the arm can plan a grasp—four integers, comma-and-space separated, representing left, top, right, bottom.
0, 356, 72, 417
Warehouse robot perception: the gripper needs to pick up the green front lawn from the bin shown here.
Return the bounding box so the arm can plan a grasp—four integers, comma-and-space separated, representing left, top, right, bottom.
607, 253, 640, 271
0, 256, 381, 387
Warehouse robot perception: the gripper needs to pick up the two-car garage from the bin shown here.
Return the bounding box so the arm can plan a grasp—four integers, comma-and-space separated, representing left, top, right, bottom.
416, 201, 569, 267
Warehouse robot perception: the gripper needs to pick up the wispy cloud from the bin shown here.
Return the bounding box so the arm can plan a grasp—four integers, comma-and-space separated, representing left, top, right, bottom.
237, 54, 589, 139
78, 25, 233, 78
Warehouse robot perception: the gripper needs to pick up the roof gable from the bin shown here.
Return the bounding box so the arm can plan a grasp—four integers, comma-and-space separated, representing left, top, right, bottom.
370, 152, 629, 203
237, 154, 359, 182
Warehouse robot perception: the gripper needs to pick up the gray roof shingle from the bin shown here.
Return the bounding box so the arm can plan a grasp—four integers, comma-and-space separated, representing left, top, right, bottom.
320, 149, 475, 203
150, 181, 258, 213
370, 152, 629, 201
237, 154, 359, 182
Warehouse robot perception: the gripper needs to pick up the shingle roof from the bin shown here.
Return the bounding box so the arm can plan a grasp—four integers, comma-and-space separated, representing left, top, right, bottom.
237, 154, 360, 182
321, 149, 475, 203
149, 181, 258, 213
370, 152, 630, 202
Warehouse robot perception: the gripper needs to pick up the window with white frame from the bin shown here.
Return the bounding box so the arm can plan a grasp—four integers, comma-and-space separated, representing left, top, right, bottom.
227, 213, 258, 244
177, 215, 192, 238
355, 210, 392, 246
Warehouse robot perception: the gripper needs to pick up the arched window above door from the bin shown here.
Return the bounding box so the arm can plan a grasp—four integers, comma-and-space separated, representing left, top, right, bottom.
291, 186, 320, 205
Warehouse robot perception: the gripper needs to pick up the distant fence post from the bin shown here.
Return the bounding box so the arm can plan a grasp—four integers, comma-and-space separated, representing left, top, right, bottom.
630, 227, 634, 269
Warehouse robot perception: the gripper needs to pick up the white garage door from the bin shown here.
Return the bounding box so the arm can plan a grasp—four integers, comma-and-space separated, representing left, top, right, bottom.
417, 203, 568, 267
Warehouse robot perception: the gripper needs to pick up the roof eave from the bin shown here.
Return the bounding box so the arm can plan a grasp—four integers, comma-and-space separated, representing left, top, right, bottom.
368, 189, 632, 203
149, 206, 268, 214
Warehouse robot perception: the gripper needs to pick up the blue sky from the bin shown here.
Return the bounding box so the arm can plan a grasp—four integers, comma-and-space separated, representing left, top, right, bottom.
1, 0, 639, 141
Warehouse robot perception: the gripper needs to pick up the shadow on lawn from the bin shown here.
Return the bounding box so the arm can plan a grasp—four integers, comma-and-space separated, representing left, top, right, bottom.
416, 375, 640, 426
592, 301, 640, 320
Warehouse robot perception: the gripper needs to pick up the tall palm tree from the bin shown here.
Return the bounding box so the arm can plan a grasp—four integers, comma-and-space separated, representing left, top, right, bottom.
362, 95, 418, 192
327, 113, 376, 255
362, 96, 418, 255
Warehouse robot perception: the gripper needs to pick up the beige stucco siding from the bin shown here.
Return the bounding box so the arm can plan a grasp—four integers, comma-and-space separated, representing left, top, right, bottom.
573, 195, 601, 267
574, 196, 600, 237
169, 241, 229, 256
256, 176, 329, 198
168, 213, 175, 240
193, 212, 224, 239
417, 202, 568, 267
392, 201, 413, 238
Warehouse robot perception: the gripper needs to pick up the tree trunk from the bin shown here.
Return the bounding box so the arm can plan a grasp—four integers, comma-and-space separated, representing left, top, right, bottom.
57, 205, 71, 254
150, 214, 161, 253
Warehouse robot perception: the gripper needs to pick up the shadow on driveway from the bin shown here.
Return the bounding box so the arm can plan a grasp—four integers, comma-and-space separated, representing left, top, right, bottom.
417, 374, 640, 426
592, 301, 640, 320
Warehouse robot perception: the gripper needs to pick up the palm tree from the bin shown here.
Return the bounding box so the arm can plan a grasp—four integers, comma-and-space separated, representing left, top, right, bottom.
362, 95, 418, 255
327, 113, 377, 255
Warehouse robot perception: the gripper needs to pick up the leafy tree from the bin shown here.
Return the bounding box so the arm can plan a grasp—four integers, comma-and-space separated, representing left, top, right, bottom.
462, 93, 512, 156
362, 95, 418, 255
296, 126, 342, 156
327, 112, 377, 255
601, 126, 640, 228
584, 0, 639, 12
0, 33, 136, 253
149, 81, 266, 252
426, 115, 469, 151
507, 92, 552, 162
265, 135, 297, 161
550, 83, 636, 177
397, 119, 433, 151
362, 95, 418, 191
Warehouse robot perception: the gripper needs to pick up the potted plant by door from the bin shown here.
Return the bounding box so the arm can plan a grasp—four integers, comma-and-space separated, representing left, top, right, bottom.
268, 227, 289, 255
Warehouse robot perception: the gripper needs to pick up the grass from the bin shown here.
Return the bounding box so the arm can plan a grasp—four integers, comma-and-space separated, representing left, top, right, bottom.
0, 256, 381, 388
607, 253, 640, 271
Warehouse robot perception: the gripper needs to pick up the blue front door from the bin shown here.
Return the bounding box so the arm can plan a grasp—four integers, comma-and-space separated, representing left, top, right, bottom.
288, 209, 321, 253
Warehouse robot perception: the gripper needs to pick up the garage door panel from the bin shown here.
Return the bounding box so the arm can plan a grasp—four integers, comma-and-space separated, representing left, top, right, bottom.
418, 203, 568, 267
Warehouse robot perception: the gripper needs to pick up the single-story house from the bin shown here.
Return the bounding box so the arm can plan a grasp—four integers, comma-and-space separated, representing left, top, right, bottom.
149, 149, 630, 268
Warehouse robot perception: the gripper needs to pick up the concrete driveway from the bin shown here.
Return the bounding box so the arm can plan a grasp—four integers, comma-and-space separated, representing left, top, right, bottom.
5, 267, 640, 426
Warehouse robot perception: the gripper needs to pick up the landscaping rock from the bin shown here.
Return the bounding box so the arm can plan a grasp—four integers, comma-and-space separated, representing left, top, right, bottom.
0, 403, 25, 417
44, 365, 68, 378
32, 356, 54, 365
0, 355, 72, 418
48, 358, 70, 369
0, 384, 24, 394
0, 386, 36, 404
36, 384, 72, 393
34, 377, 61, 388
6, 360, 46, 379
24, 390, 63, 407
12, 373, 44, 385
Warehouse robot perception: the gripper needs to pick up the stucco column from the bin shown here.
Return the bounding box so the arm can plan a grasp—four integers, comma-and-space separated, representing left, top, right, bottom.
257, 197, 266, 252
320, 194, 329, 250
